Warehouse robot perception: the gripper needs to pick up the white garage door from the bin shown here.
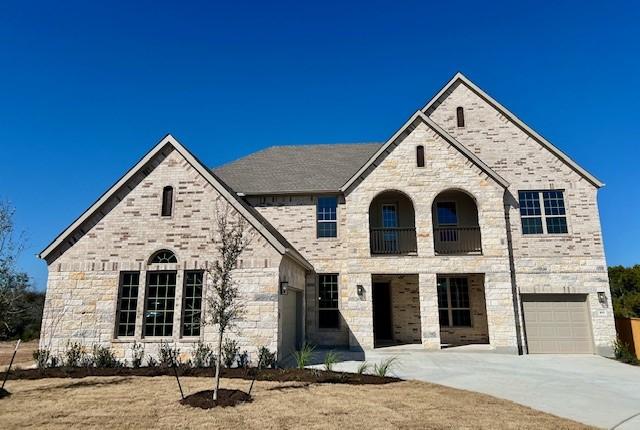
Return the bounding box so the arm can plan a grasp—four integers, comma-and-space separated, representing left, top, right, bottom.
522, 294, 594, 354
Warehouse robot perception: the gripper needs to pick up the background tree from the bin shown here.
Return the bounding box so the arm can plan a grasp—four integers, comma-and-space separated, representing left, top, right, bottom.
609, 265, 640, 318
0, 201, 43, 340
204, 202, 250, 401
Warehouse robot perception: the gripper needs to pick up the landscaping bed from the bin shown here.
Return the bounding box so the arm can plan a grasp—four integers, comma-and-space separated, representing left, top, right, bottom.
180, 389, 252, 409
1, 366, 399, 385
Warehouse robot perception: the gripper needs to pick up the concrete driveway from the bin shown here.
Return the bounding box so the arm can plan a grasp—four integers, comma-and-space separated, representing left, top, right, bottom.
319, 347, 640, 429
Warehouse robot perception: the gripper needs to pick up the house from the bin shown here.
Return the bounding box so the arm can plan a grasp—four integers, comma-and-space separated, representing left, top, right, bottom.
38, 73, 616, 363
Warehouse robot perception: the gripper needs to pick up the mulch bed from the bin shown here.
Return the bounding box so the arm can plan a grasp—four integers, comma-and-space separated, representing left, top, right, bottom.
0, 387, 10, 399
180, 389, 252, 409
1, 367, 399, 385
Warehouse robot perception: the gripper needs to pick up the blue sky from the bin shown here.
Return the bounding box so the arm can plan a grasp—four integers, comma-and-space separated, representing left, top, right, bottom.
1, 1, 639, 290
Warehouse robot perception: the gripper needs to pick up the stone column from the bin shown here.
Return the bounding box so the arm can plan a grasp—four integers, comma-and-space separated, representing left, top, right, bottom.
344, 273, 373, 350
484, 271, 519, 353
419, 273, 441, 349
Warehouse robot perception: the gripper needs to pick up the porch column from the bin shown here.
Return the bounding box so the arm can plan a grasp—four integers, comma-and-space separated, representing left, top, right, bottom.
344, 273, 373, 350
484, 271, 519, 353
418, 273, 441, 349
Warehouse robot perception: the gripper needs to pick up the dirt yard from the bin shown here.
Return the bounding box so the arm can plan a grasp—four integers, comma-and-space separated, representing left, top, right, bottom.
0, 340, 37, 369
0, 376, 592, 429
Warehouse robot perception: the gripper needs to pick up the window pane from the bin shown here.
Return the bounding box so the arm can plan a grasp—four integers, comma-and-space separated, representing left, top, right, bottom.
144, 271, 176, 337
542, 191, 566, 216
452, 310, 471, 326
317, 222, 337, 238
437, 279, 448, 308
437, 202, 458, 225
519, 191, 541, 216
318, 274, 339, 329
439, 310, 450, 327
382, 205, 398, 228
317, 197, 337, 238
150, 250, 177, 264
456, 107, 465, 127
521, 217, 543, 234
546, 217, 568, 234
116, 272, 139, 338
161, 186, 173, 216
449, 278, 469, 308
416, 145, 425, 167
182, 271, 203, 337
319, 309, 340, 329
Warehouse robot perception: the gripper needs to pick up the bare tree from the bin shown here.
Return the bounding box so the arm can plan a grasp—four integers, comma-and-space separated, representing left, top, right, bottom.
204, 202, 251, 401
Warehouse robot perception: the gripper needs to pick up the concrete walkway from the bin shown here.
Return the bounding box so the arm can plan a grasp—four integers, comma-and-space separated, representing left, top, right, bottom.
311, 346, 640, 429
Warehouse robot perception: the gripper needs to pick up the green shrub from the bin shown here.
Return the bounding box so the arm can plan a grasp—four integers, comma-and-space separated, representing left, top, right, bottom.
613, 337, 639, 365
49, 355, 60, 368
131, 341, 144, 368
93, 345, 121, 368
159, 341, 180, 367
237, 350, 250, 368
64, 341, 86, 367
222, 339, 239, 368
323, 350, 340, 371
146, 356, 158, 367
356, 361, 370, 375
192, 341, 215, 368
292, 343, 315, 369
33, 349, 50, 369
373, 357, 397, 377
257, 346, 276, 369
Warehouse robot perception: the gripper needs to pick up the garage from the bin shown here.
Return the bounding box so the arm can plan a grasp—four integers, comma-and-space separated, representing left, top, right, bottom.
522, 294, 594, 354
281, 289, 303, 359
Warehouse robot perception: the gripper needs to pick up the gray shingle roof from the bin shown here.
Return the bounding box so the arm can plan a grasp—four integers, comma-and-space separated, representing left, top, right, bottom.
213, 143, 383, 194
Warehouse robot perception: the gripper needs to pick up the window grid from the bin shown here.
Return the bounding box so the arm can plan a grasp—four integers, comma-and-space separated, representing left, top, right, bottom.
519, 190, 568, 235
116, 272, 139, 337
318, 274, 339, 329
317, 197, 338, 238
182, 271, 203, 337
150, 249, 177, 264
144, 271, 176, 337
437, 277, 471, 327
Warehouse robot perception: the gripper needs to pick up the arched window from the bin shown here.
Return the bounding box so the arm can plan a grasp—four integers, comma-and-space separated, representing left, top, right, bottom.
149, 249, 177, 264
456, 107, 465, 128
161, 186, 173, 217
416, 145, 425, 167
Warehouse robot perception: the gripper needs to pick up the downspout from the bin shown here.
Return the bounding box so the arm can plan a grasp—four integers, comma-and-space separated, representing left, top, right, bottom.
504, 190, 526, 354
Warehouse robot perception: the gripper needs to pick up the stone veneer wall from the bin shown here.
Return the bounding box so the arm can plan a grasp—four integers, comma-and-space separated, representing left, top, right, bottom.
427, 81, 616, 355
439, 274, 490, 345
40, 147, 298, 363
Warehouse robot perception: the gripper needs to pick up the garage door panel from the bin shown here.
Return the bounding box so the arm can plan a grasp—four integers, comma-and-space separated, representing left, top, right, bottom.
523, 294, 594, 354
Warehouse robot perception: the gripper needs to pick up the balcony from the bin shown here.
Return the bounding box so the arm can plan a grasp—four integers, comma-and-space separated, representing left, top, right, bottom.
370, 227, 418, 255
433, 226, 482, 255
432, 189, 483, 255
369, 190, 417, 256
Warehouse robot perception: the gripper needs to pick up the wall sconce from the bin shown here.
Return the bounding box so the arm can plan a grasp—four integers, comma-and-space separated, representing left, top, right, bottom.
279, 281, 288, 295
597, 292, 607, 307
357, 284, 365, 297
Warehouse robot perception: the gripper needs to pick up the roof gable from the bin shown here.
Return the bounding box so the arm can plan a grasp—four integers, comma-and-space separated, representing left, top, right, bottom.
39, 135, 312, 270
341, 111, 509, 193
422, 72, 604, 188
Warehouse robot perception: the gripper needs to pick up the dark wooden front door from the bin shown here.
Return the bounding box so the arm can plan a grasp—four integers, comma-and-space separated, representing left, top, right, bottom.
373, 282, 392, 344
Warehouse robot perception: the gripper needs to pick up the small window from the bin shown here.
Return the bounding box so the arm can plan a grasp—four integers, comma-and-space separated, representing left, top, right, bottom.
150, 249, 177, 264
437, 277, 471, 327
436, 202, 458, 225
115, 272, 139, 337
318, 274, 339, 329
182, 271, 203, 337
144, 271, 176, 337
519, 190, 568, 235
416, 145, 425, 167
317, 197, 337, 238
161, 186, 173, 217
456, 107, 465, 128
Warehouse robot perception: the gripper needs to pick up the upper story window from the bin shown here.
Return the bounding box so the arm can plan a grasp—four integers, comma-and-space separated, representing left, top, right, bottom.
416, 145, 425, 167
317, 196, 337, 238
318, 274, 339, 329
436, 202, 458, 225
150, 249, 177, 264
519, 190, 568, 235
456, 107, 465, 128
161, 186, 173, 217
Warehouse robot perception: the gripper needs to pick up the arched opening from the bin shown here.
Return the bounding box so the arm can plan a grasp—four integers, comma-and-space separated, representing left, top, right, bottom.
432, 189, 482, 255
149, 249, 177, 264
369, 190, 417, 255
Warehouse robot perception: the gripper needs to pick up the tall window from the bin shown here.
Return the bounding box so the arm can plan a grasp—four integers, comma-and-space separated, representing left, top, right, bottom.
161, 186, 173, 217
116, 272, 139, 337
519, 190, 568, 235
456, 107, 465, 127
182, 271, 203, 337
416, 145, 425, 167
318, 274, 339, 329
437, 277, 471, 327
317, 196, 337, 238
144, 271, 177, 337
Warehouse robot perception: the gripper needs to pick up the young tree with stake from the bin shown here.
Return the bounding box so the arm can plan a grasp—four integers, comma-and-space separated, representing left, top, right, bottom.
205, 202, 250, 402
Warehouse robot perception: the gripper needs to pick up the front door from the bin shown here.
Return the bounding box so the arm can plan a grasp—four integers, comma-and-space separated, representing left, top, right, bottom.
373, 282, 392, 345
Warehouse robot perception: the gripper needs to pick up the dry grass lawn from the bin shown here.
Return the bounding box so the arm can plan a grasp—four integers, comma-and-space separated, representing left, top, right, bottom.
0, 340, 37, 368
0, 376, 591, 429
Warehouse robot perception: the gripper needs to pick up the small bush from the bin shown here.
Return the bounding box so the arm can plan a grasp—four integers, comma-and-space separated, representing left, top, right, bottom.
192, 341, 215, 368
292, 343, 315, 369
237, 350, 250, 368
93, 345, 121, 368
49, 355, 60, 368
131, 341, 144, 368
323, 350, 340, 371
613, 337, 639, 365
257, 346, 276, 369
373, 357, 397, 377
146, 356, 158, 368
64, 341, 86, 367
33, 349, 50, 369
222, 339, 239, 368
159, 341, 180, 367
356, 361, 370, 375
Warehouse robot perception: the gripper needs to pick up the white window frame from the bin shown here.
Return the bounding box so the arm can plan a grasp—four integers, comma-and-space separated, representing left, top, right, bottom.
316, 196, 338, 239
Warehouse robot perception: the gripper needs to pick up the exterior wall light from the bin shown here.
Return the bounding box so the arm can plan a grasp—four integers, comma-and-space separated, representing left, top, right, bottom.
279, 281, 288, 295
597, 291, 607, 307
357, 284, 365, 297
